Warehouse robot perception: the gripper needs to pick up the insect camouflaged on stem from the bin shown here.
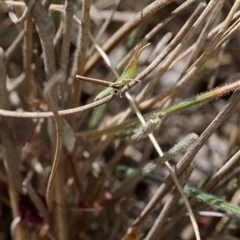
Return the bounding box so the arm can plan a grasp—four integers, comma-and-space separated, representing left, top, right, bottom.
76, 43, 150, 101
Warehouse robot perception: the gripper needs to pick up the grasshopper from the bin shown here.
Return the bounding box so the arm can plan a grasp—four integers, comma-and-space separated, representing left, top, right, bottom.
76, 43, 150, 101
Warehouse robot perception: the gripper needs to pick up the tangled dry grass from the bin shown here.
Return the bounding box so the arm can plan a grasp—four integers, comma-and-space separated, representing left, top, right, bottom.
0, 0, 240, 239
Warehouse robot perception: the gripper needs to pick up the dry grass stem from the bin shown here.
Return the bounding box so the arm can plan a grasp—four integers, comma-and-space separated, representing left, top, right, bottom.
1, 1, 240, 239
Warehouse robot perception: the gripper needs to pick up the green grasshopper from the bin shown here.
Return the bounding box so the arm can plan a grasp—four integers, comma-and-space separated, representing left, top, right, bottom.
76, 43, 150, 101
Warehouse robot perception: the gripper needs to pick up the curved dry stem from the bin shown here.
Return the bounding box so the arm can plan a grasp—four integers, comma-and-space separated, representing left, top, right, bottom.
43, 71, 64, 210
8, 0, 36, 24
0, 92, 113, 118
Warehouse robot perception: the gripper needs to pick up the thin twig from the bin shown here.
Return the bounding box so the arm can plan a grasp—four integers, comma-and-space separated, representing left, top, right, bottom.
59, 0, 73, 108
60, 0, 73, 73
87, 0, 121, 58
0, 48, 9, 109
69, 0, 91, 128
76, 75, 116, 87
54, 156, 68, 240
205, 148, 240, 192
22, 15, 34, 103
0, 93, 113, 118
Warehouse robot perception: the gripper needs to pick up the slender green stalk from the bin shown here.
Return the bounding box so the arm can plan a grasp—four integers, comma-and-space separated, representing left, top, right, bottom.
77, 79, 240, 139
